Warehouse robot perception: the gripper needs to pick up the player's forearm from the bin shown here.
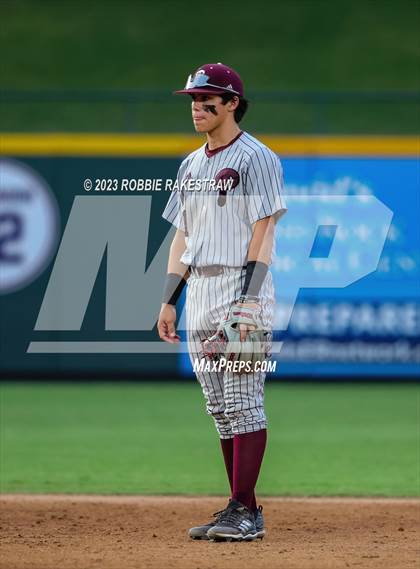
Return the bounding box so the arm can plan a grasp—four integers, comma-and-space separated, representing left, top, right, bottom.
167, 229, 189, 277
240, 216, 275, 300
162, 229, 189, 306
247, 215, 275, 264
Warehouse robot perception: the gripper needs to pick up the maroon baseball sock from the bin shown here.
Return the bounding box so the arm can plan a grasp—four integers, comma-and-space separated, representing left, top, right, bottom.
220, 437, 259, 510
220, 438, 234, 491
231, 429, 267, 511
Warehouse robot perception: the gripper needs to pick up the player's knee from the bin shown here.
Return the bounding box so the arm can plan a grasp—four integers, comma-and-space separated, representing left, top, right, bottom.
224, 406, 266, 432
210, 409, 228, 422
210, 411, 232, 437
223, 406, 241, 423
205, 402, 225, 417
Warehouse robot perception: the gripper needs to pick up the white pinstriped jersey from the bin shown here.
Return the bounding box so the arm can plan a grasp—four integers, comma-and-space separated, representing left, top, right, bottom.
162, 131, 287, 267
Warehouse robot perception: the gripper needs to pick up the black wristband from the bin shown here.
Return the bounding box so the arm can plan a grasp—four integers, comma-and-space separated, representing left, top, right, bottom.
162, 273, 187, 305
241, 261, 268, 297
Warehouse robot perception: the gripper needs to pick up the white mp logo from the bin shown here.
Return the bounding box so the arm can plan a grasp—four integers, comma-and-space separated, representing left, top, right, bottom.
28, 194, 393, 354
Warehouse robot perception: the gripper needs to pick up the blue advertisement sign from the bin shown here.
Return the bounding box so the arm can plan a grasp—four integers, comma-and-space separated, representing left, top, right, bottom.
182, 157, 419, 377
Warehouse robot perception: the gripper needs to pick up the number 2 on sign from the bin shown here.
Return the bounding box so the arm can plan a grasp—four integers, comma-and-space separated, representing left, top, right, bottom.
0, 213, 23, 263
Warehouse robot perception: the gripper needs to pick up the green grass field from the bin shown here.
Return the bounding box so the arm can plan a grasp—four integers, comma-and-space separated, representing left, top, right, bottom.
1, 382, 418, 497
1, 0, 419, 132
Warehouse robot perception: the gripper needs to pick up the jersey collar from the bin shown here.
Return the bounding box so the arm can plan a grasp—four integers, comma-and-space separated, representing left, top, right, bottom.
205, 131, 243, 158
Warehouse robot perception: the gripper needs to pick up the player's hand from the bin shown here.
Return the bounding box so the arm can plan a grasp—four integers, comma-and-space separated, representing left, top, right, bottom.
158, 303, 180, 343
237, 302, 259, 342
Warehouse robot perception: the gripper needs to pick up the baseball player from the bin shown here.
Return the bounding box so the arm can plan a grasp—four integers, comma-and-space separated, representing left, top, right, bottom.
158, 63, 287, 541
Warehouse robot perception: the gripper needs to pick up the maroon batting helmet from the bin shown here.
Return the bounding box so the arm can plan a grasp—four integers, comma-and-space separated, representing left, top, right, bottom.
174, 63, 244, 97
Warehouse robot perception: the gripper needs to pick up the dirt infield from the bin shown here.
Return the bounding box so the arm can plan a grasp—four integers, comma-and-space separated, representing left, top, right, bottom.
0, 495, 418, 569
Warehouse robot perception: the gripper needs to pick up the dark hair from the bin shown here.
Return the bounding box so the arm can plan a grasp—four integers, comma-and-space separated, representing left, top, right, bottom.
221, 93, 248, 123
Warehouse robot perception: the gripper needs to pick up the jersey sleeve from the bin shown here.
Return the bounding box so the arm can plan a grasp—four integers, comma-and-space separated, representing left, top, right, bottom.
161, 159, 188, 230
244, 146, 287, 224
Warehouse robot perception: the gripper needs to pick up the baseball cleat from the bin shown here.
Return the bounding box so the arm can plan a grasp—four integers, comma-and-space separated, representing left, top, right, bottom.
255, 505, 266, 539
206, 499, 258, 541
188, 504, 230, 540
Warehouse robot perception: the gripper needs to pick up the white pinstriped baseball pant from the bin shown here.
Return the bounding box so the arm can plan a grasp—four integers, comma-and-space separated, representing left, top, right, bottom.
186, 267, 275, 438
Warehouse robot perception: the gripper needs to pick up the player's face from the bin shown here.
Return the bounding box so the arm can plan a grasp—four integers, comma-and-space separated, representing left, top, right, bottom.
190, 94, 229, 133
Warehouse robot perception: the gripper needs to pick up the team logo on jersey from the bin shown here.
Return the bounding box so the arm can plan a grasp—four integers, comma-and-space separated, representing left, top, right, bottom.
0, 159, 60, 294
215, 168, 240, 207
